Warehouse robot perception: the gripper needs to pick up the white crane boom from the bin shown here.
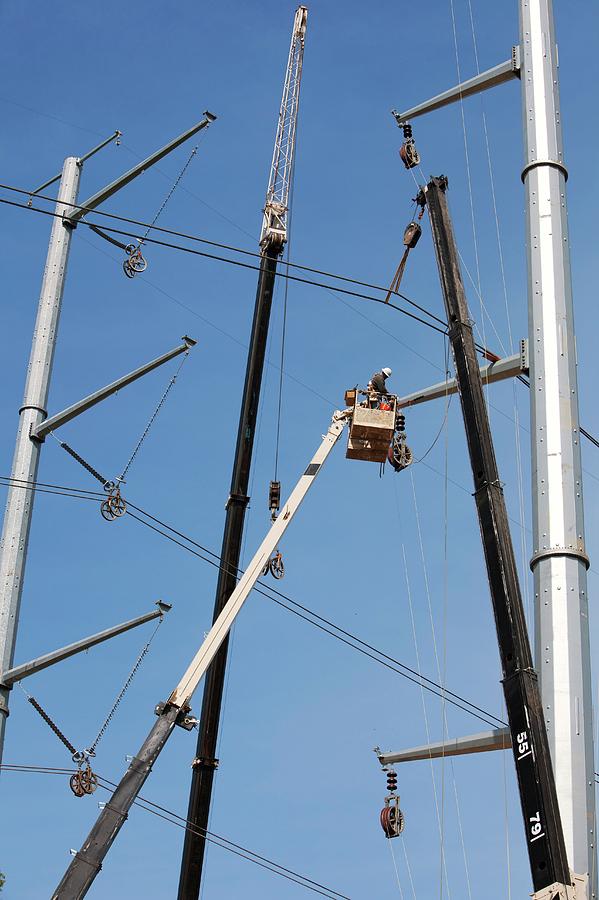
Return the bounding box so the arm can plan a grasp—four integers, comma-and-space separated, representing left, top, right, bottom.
260, 5, 308, 250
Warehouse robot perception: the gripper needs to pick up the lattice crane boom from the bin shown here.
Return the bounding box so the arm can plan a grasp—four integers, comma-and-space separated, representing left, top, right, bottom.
260, 5, 308, 251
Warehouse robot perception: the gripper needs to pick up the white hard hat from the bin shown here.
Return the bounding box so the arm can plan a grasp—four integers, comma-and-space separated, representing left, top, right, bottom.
382, 367, 392, 378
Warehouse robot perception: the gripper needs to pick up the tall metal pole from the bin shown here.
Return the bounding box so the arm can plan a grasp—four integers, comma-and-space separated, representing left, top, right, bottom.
0, 157, 80, 761
178, 9, 307, 897
520, 0, 595, 892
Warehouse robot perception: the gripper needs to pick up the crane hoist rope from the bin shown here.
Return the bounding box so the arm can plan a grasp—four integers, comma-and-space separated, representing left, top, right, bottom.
51, 351, 189, 520
19, 617, 163, 797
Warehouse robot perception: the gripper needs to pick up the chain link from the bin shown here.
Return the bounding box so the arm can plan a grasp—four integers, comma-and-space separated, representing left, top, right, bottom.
117, 352, 189, 484
88, 619, 162, 755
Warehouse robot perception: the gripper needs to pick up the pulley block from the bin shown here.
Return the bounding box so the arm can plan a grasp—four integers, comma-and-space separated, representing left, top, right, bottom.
399, 141, 420, 170
123, 244, 147, 278
403, 221, 422, 249
388, 432, 413, 473
69, 764, 98, 799
261, 551, 285, 580
380, 795, 405, 838
100, 488, 127, 522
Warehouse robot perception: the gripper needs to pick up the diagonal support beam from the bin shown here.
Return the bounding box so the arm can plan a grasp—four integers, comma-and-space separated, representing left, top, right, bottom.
376, 727, 511, 766
0, 600, 171, 687
31, 336, 196, 441
397, 341, 528, 409
393, 48, 520, 123
65, 112, 216, 226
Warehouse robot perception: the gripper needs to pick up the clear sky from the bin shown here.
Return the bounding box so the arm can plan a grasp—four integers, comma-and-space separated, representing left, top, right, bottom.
1, 1, 598, 898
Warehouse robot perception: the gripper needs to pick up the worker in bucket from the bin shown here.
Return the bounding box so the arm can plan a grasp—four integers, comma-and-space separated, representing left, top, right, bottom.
368, 367, 392, 407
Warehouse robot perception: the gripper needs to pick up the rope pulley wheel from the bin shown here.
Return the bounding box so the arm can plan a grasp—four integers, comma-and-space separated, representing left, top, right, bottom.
123, 244, 147, 278
388, 433, 413, 473
399, 122, 420, 170
262, 550, 285, 580
101, 487, 127, 522
380, 798, 405, 838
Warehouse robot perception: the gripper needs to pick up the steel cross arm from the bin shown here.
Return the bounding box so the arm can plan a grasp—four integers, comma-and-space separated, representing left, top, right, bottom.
31, 336, 196, 441
0, 600, 171, 688
393, 47, 520, 123
397, 341, 528, 409
65, 112, 217, 226
29, 131, 122, 198
377, 727, 511, 766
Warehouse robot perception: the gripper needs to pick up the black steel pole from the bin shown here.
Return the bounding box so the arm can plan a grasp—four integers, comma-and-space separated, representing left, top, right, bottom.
426, 175, 570, 893
177, 249, 281, 898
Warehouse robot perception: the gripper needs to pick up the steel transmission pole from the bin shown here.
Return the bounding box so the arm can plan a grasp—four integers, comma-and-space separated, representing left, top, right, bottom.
520, 0, 595, 890
0, 157, 80, 760
177, 8, 307, 897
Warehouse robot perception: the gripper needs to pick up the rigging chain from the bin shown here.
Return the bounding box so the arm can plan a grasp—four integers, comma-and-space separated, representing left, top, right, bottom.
122, 143, 201, 278
18, 618, 162, 796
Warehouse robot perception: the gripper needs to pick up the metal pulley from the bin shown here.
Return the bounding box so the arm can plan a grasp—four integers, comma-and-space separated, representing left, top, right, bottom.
388, 432, 413, 472
123, 244, 147, 278
70, 764, 98, 799
100, 486, 127, 522
262, 550, 285, 580
384, 217, 422, 304
380, 768, 404, 838
403, 221, 421, 249
399, 122, 420, 170
380, 795, 405, 838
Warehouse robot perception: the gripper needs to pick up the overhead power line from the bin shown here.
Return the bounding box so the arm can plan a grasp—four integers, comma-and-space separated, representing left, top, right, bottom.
0, 765, 350, 899
0, 474, 506, 729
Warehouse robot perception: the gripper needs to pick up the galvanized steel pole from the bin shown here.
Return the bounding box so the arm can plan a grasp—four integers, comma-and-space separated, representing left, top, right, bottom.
0, 157, 80, 762
520, 0, 596, 891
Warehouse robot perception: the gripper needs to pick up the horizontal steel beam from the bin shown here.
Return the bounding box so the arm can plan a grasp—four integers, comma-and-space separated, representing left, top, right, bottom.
377, 727, 511, 766
32, 336, 196, 440
1, 600, 171, 686
397, 341, 528, 409
65, 112, 216, 225
393, 48, 520, 123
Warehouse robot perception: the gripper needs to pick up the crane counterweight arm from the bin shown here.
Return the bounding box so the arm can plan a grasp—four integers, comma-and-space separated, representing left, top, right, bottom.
51, 409, 349, 900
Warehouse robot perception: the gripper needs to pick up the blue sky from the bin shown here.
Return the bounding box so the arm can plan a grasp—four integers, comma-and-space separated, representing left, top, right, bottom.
1, 1, 598, 898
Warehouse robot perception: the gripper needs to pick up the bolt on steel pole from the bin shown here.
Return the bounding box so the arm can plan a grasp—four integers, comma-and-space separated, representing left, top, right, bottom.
0, 157, 80, 763
519, 0, 596, 892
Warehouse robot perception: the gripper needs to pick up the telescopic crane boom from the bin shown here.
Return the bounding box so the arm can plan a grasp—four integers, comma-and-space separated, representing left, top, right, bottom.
426, 175, 580, 898
51, 410, 348, 900
178, 9, 308, 897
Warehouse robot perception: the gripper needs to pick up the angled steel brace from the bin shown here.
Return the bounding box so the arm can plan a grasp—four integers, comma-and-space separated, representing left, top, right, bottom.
376, 727, 511, 766
397, 340, 528, 409
65, 112, 216, 226
31, 336, 196, 441
393, 47, 520, 123
0, 600, 171, 689
29, 131, 122, 199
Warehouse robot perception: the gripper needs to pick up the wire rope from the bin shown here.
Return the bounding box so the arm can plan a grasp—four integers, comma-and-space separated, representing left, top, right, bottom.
395, 492, 452, 897
0, 473, 520, 730
0, 764, 350, 899
387, 838, 406, 898
0, 182, 447, 329
401, 836, 418, 900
